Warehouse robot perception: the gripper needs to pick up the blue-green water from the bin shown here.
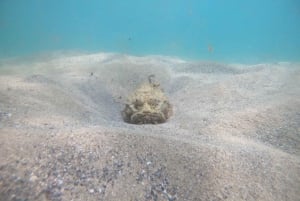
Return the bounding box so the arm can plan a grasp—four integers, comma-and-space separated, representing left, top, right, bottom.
1, 0, 300, 63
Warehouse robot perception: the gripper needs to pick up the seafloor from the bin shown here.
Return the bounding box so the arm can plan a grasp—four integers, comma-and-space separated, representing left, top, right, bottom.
0, 53, 299, 201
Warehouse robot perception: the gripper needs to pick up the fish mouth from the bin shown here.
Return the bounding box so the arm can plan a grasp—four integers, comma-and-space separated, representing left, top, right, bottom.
130, 112, 166, 124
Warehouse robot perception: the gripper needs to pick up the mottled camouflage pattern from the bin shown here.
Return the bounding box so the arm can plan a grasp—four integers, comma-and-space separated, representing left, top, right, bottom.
122, 75, 172, 124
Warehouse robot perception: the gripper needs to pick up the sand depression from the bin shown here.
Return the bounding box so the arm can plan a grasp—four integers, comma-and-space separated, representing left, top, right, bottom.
0, 53, 299, 201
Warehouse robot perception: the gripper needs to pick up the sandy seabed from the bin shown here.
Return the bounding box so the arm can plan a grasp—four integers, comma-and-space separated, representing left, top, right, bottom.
0, 52, 299, 201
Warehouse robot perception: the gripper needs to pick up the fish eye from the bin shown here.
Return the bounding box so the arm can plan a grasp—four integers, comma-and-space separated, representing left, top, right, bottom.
134, 99, 144, 108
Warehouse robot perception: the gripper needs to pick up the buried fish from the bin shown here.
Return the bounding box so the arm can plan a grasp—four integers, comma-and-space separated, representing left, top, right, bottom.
122, 75, 173, 124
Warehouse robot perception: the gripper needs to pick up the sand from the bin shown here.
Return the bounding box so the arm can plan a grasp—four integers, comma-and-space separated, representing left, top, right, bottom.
0, 52, 299, 201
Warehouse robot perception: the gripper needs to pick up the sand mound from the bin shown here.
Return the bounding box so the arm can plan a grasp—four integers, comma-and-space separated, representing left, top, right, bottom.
0, 53, 299, 201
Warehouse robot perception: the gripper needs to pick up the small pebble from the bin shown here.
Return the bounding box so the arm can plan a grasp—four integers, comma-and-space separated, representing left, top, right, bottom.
29, 175, 38, 182
57, 179, 63, 186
